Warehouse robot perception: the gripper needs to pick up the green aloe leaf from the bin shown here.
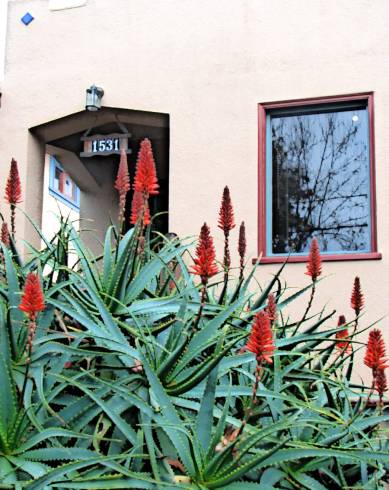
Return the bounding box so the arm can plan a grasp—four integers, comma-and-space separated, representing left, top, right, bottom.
125, 244, 190, 304
290, 471, 328, 490
166, 335, 245, 396
54, 374, 138, 445
207, 439, 288, 488
138, 346, 196, 476
196, 366, 219, 453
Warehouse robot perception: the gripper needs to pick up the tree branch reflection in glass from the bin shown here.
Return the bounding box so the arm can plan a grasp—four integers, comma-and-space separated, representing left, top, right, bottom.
271, 106, 370, 254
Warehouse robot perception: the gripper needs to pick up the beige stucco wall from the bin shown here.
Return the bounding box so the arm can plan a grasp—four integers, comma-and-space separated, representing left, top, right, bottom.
1, 0, 389, 381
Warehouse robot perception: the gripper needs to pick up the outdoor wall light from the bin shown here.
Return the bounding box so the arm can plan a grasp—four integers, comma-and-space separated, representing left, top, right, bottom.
85, 85, 104, 111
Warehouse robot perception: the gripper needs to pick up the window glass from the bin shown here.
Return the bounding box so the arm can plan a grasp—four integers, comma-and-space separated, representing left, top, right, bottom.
54, 167, 61, 192
49, 157, 80, 211
269, 104, 370, 254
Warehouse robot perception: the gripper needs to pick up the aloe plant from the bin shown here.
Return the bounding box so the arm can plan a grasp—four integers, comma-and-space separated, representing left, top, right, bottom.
0, 181, 387, 489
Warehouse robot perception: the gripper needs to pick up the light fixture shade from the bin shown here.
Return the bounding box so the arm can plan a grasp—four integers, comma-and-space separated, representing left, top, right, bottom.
85, 85, 104, 111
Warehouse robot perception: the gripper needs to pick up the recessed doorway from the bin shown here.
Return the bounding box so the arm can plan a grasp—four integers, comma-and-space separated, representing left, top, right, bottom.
30, 107, 169, 253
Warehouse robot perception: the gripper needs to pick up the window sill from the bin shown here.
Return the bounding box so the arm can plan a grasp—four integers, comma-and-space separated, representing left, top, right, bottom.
252, 252, 382, 265
49, 189, 80, 212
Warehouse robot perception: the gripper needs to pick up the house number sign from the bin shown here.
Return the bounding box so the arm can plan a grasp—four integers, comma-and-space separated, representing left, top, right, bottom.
92, 137, 119, 153
80, 133, 131, 157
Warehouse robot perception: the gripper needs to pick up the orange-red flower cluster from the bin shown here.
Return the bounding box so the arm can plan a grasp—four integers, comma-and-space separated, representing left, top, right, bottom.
364, 329, 388, 374
130, 191, 151, 226
335, 315, 351, 353
5, 158, 22, 205
265, 293, 277, 323
1, 222, 10, 248
218, 186, 235, 233
305, 237, 322, 281
114, 149, 131, 195
191, 223, 218, 284
246, 311, 275, 364
351, 276, 364, 316
19, 272, 45, 320
134, 139, 159, 196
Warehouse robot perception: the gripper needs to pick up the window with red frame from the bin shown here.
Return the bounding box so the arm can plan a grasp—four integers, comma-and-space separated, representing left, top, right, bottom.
258, 94, 379, 263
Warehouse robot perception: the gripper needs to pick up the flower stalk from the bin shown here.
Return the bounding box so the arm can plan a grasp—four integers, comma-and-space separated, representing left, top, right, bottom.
1, 222, 10, 248
18, 273, 45, 405
238, 221, 246, 282
134, 138, 159, 197
218, 186, 235, 286
132, 139, 159, 256
191, 223, 218, 331
0, 222, 10, 264
296, 237, 322, 333
5, 158, 22, 238
364, 329, 388, 409
265, 293, 277, 325
237, 311, 275, 436
351, 276, 364, 334
125, 138, 160, 272
364, 329, 388, 377
114, 149, 131, 235
335, 315, 351, 355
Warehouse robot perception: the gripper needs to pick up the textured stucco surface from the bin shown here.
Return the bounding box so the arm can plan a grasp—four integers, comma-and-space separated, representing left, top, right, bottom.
1, 0, 389, 379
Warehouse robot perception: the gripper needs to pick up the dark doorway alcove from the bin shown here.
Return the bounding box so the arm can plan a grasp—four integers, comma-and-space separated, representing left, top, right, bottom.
30, 107, 170, 250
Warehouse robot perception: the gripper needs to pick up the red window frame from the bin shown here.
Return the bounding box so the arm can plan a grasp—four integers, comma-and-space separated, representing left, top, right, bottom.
257, 92, 381, 264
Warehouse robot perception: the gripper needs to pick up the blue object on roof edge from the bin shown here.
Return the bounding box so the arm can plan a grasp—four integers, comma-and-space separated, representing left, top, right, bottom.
21, 12, 34, 26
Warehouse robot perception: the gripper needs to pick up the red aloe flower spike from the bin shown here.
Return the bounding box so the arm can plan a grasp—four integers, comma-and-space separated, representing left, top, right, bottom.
19, 273, 45, 403
236, 310, 275, 436
218, 186, 235, 278
5, 158, 22, 237
115, 149, 130, 232
5, 158, 22, 205
19, 272, 45, 321
133, 138, 159, 196
238, 221, 246, 260
1, 222, 10, 248
246, 311, 275, 365
130, 191, 150, 226
298, 237, 321, 327
335, 315, 351, 353
191, 224, 218, 332
351, 276, 364, 316
114, 149, 131, 194
265, 293, 277, 323
238, 221, 246, 281
375, 368, 388, 398
191, 223, 218, 285
218, 186, 235, 233
364, 329, 388, 375
305, 237, 322, 281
